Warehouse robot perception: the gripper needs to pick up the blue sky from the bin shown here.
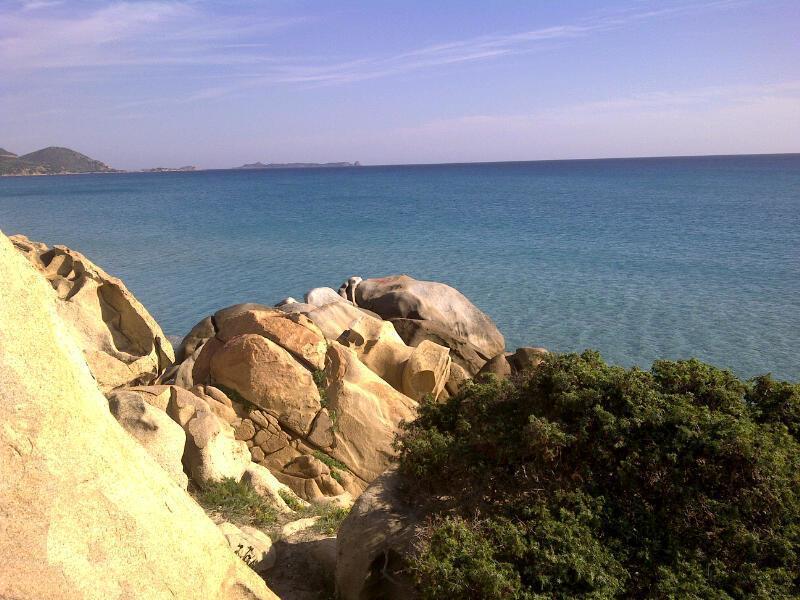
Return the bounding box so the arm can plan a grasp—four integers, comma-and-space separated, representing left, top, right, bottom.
1, 0, 798, 168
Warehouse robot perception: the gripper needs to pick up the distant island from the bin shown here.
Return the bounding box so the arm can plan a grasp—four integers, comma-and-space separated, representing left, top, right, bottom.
0, 146, 116, 176
141, 166, 196, 173
235, 161, 361, 169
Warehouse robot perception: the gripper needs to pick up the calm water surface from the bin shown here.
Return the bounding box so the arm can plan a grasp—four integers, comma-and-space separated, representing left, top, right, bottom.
1, 155, 798, 380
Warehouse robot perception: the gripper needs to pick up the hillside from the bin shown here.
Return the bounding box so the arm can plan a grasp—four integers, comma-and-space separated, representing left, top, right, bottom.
0, 146, 114, 175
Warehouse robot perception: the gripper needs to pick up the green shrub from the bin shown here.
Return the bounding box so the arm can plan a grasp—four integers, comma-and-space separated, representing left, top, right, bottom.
397, 351, 800, 599
195, 478, 277, 528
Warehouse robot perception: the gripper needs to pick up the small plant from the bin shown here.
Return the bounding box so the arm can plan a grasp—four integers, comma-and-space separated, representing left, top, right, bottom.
235, 543, 258, 567
278, 488, 305, 511
313, 450, 348, 471
311, 504, 351, 535
313, 369, 328, 406
195, 478, 277, 528
313, 450, 348, 484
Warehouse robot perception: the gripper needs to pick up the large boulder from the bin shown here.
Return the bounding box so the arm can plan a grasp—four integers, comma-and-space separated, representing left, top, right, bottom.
9, 234, 174, 391
336, 470, 421, 600
322, 343, 417, 482
0, 231, 275, 599
210, 334, 321, 435
107, 389, 189, 489
345, 275, 505, 376
339, 320, 451, 402
168, 387, 250, 485
217, 308, 327, 371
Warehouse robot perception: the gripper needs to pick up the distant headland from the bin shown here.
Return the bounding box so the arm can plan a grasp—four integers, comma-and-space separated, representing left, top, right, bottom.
0, 146, 116, 176
0, 145, 364, 176
235, 161, 361, 169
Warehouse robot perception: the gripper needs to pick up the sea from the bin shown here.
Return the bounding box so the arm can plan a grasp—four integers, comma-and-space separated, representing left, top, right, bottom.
1, 154, 798, 381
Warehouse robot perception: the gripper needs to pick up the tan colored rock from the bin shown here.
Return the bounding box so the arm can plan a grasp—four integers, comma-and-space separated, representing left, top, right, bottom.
281, 517, 321, 539
235, 419, 256, 441
107, 389, 189, 489
323, 343, 417, 482
445, 361, 471, 396
308, 408, 335, 448
275, 455, 346, 501
123, 385, 172, 411
402, 340, 451, 401
210, 334, 321, 435
336, 470, 418, 600
217, 309, 327, 371
192, 384, 238, 423
242, 463, 307, 512
508, 346, 549, 373
260, 444, 301, 472
340, 320, 450, 402
183, 408, 251, 485
167, 385, 211, 428
174, 343, 202, 388
0, 231, 275, 600
175, 315, 215, 363
392, 315, 497, 375
349, 275, 505, 366
306, 301, 381, 341
218, 522, 276, 573
305, 286, 348, 307
477, 352, 512, 379
9, 234, 175, 391
250, 411, 292, 454
191, 336, 224, 386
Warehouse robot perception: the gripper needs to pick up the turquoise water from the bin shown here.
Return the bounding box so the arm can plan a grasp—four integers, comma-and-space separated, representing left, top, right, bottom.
1, 155, 798, 381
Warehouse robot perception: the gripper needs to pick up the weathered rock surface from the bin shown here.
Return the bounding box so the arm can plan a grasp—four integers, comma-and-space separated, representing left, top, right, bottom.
322, 343, 417, 482
217, 308, 327, 371
477, 352, 513, 379
0, 231, 275, 600
347, 274, 504, 361
218, 522, 276, 573
242, 462, 307, 512
340, 320, 451, 402
210, 334, 321, 435
10, 234, 174, 391
305, 286, 348, 308
336, 469, 421, 600
180, 398, 251, 485
508, 346, 549, 373
275, 455, 346, 501
107, 389, 189, 489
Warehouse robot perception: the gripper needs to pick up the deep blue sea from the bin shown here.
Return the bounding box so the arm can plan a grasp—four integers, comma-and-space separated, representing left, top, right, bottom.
1, 155, 798, 381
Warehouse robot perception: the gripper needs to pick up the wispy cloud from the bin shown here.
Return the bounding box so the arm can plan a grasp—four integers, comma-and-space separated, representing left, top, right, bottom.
0, 1, 304, 70
1, 0, 749, 80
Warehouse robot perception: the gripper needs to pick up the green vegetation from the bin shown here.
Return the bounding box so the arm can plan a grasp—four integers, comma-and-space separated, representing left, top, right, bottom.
194, 478, 277, 528
314, 369, 328, 406
397, 351, 800, 599
313, 450, 348, 485
279, 489, 305, 512
313, 505, 351, 535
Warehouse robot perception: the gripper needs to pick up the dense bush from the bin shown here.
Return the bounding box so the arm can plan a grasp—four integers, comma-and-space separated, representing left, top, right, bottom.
397, 351, 800, 599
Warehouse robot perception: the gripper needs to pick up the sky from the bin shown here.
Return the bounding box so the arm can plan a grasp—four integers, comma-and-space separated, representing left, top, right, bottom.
1, 0, 798, 169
